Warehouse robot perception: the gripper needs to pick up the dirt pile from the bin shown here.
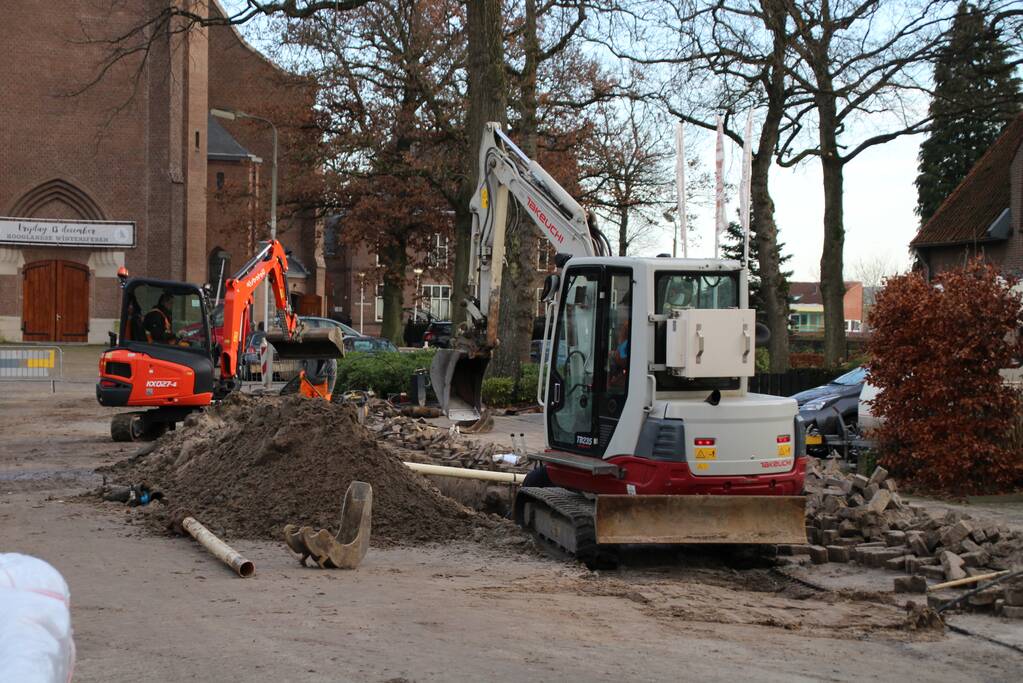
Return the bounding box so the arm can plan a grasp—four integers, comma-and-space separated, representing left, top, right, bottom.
104, 394, 503, 545
800, 459, 1023, 615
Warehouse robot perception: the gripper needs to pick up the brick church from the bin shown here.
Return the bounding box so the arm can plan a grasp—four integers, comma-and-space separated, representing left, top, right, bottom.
0, 0, 325, 343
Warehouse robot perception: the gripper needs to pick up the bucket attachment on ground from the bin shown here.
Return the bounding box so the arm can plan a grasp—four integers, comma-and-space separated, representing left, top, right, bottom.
430, 348, 489, 422
266, 327, 344, 360
594, 495, 807, 545
283, 481, 372, 569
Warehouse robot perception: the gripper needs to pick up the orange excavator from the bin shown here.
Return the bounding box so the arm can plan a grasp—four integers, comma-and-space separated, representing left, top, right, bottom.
97, 240, 343, 441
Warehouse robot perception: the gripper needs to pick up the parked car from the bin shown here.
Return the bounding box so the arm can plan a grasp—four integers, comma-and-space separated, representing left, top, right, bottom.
344, 336, 398, 354
422, 321, 453, 348
239, 330, 266, 380
300, 316, 360, 338
791, 366, 867, 451
857, 380, 881, 435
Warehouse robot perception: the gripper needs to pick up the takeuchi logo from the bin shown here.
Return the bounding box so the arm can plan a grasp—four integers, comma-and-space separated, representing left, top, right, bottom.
527, 197, 565, 244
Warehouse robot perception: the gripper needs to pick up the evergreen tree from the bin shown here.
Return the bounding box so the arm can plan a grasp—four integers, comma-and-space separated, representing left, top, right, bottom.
916, 2, 1022, 222
720, 221, 793, 315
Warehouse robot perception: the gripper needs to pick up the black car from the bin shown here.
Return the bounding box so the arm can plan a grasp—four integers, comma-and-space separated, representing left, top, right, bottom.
422, 321, 452, 348
791, 366, 867, 451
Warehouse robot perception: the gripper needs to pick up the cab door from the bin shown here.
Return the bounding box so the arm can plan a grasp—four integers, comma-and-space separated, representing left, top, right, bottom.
546, 267, 633, 457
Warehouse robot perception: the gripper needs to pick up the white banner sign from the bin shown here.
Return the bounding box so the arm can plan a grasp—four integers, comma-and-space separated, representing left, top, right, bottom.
0, 217, 135, 248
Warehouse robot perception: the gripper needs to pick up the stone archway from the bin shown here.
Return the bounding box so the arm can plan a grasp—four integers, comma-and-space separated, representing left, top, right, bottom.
8, 178, 106, 221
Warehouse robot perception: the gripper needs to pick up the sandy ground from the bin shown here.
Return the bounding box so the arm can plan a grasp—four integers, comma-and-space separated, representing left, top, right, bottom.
2, 345, 1023, 682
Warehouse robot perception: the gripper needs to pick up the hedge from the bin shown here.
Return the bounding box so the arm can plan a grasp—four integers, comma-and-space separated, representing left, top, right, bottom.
335, 349, 436, 397
482, 363, 542, 407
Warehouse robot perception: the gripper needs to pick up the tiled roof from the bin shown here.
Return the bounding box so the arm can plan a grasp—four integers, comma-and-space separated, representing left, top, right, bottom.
911, 112, 1023, 247
789, 281, 859, 305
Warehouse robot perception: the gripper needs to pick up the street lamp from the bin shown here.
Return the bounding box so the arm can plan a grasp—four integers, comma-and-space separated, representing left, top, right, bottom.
413, 268, 424, 322
357, 271, 366, 334
211, 107, 278, 348
663, 208, 678, 258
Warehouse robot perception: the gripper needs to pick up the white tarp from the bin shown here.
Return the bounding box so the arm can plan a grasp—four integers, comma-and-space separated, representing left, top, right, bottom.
0, 553, 76, 683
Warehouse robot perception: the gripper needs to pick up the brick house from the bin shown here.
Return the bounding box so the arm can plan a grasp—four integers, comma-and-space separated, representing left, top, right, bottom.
0, 1, 323, 343
324, 224, 556, 338
788, 281, 866, 334
911, 112, 1023, 278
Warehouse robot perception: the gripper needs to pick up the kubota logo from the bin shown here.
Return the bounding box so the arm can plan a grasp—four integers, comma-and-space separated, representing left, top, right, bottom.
245, 271, 267, 288
527, 197, 565, 244
146, 380, 177, 388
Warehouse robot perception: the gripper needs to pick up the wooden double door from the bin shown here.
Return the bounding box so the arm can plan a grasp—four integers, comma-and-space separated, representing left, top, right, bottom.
22, 260, 90, 342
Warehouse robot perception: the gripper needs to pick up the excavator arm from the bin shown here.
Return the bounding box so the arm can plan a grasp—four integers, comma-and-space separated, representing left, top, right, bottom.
219, 240, 342, 385
433, 123, 610, 420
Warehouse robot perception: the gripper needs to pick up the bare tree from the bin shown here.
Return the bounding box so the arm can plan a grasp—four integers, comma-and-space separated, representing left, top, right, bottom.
579, 100, 675, 255
851, 253, 900, 290
591, 0, 801, 371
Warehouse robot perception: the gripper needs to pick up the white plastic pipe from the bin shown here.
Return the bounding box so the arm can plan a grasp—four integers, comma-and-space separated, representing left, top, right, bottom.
403, 461, 525, 484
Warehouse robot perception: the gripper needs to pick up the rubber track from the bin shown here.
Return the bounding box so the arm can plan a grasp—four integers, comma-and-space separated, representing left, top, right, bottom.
515, 487, 607, 568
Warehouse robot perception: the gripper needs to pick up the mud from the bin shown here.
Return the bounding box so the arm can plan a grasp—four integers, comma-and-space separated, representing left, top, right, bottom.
102, 393, 512, 545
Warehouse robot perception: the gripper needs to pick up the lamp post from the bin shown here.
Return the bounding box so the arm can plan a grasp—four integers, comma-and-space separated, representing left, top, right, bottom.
413, 268, 424, 322
210, 107, 278, 335
358, 272, 366, 334
663, 209, 678, 258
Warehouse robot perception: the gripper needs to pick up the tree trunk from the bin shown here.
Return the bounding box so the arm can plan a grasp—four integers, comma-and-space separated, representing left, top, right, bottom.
816, 88, 847, 367
490, 0, 537, 379
453, 0, 507, 315
380, 234, 408, 344
751, 1, 791, 372
618, 209, 629, 256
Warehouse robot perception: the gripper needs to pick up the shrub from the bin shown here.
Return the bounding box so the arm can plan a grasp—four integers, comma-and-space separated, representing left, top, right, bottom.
867, 259, 1023, 494
335, 349, 436, 397
482, 363, 542, 407
482, 377, 516, 406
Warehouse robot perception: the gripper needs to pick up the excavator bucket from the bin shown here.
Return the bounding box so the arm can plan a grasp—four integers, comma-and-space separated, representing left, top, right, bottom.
430, 349, 490, 422
266, 327, 344, 360
594, 495, 807, 545
283, 481, 372, 569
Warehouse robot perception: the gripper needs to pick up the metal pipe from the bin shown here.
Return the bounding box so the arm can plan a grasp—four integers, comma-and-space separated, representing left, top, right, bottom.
403, 461, 525, 484
180, 515, 255, 578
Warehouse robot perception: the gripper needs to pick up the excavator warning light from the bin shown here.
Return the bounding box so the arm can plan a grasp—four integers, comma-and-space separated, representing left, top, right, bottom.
694, 438, 715, 446
777, 435, 791, 443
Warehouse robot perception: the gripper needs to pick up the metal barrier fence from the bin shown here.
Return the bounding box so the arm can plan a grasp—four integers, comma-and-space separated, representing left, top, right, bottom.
0, 346, 63, 392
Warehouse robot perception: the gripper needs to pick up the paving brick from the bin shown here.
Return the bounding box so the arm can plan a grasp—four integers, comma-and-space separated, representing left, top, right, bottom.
865, 489, 892, 514
1004, 586, 1023, 607
959, 551, 990, 568
821, 529, 839, 545
850, 474, 869, 491
907, 532, 931, 558
960, 538, 983, 554
858, 547, 906, 568
1003, 605, 1023, 619
968, 588, 1002, 607
921, 565, 947, 580
867, 466, 889, 487
940, 520, 974, 549
938, 550, 967, 581
885, 554, 914, 571
971, 527, 988, 544
826, 545, 850, 563
808, 545, 830, 564
884, 530, 906, 547
863, 483, 880, 501
893, 575, 928, 593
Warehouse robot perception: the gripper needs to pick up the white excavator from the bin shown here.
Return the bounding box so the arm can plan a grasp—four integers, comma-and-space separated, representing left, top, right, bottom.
431, 123, 807, 565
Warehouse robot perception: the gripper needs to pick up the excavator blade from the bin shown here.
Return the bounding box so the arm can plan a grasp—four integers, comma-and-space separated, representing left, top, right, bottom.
266, 327, 344, 360
594, 495, 807, 545
430, 349, 490, 422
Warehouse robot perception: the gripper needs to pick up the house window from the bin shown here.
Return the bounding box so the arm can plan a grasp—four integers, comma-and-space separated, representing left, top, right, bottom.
536, 240, 551, 271
374, 283, 385, 322
422, 284, 451, 320
215, 172, 225, 190
845, 319, 862, 333
430, 233, 449, 267
536, 287, 544, 317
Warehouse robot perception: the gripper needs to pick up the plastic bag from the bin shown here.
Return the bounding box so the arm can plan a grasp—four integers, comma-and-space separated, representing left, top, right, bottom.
0, 553, 76, 683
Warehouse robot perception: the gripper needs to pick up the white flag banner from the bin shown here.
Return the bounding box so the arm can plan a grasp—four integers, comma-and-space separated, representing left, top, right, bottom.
675, 121, 687, 258
740, 111, 753, 266
714, 115, 726, 257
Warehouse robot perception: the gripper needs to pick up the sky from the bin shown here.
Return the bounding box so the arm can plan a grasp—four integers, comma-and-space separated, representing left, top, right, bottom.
659, 130, 922, 282
227, 3, 926, 285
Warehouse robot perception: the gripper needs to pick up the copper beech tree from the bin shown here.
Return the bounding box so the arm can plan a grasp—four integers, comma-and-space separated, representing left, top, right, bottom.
867, 260, 1023, 494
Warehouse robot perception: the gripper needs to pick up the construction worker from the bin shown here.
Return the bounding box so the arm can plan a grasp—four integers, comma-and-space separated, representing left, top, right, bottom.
143, 292, 177, 344
298, 358, 337, 400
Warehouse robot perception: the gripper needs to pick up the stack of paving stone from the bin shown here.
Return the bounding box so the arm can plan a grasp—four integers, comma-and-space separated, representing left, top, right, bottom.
780, 459, 1023, 616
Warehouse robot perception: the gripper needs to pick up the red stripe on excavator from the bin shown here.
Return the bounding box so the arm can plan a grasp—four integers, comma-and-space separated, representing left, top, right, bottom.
545, 453, 806, 497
